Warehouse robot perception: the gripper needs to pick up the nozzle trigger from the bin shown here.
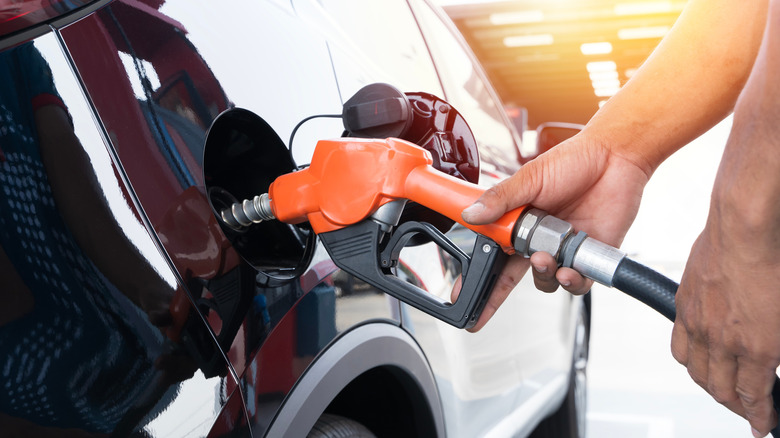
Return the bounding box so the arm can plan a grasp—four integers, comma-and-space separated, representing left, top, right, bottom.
319, 220, 507, 329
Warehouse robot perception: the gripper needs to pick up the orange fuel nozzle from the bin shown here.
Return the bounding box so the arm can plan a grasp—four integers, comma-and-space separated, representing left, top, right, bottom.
262, 137, 526, 252
219, 136, 526, 328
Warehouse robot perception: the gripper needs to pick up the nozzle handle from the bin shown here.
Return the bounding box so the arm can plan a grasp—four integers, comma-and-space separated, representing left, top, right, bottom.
404, 165, 526, 251
319, 219, 506, 329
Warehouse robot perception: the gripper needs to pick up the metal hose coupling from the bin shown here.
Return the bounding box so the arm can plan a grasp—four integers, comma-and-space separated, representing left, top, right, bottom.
220, 193, 275, 230
512, 208, 627, 287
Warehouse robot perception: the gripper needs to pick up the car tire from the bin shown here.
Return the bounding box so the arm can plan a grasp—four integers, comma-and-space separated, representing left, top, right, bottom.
307, 414, 377, 438
530, 299, 590, 438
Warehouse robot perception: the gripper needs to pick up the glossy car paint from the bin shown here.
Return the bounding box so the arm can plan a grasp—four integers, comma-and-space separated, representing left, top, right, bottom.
0, 0, 584, 436
0, 31, 243, 436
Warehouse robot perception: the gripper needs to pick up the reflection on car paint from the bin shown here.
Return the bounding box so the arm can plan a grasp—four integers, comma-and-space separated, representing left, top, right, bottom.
61, 0, 270, 377
58, 1, 398, 435
0, 40, 160, 433
0, 37, 242, 436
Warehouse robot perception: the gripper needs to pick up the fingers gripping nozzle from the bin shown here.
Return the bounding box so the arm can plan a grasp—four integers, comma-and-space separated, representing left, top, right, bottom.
220, 193, 275, 230
512, 208, 626, 287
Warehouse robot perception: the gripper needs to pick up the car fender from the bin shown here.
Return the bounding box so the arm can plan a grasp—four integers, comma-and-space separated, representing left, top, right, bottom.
266, 322, 446, 437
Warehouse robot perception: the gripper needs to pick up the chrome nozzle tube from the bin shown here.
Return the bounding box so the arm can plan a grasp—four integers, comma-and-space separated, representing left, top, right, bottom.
220, 193, 275, 230
569, 237, 626, 287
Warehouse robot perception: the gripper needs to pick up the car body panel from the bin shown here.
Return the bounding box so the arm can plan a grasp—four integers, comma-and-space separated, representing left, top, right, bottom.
59, 1, 402, 435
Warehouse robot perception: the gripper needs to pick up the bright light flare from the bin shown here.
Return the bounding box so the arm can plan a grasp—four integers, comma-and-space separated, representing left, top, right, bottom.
594, 86, 621, 97
490, 10, 544, 25
586, 61, 617, 73
591, 78, 621, 89
580, 42, 613, 55
587, 61, 621, 97
504, 34, 554, 47
589, 70, 619, 81
618, 26, 670, 40
614, 2, 673, 16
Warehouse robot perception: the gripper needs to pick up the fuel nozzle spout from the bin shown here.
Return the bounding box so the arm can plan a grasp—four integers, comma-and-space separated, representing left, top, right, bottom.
220, 193, 275, 230
512, 208, 627, 287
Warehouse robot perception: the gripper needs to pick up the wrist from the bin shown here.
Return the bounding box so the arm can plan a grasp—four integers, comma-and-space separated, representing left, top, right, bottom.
578, 119, 659, 179
712, 184, 780, 241
579, 87, 696, 179
710, 176, 780, 259
712, 119, 780, 235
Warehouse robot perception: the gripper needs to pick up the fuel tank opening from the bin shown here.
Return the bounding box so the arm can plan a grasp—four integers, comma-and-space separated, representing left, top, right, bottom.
343, 84, 482, 243
203, 108, 314, 286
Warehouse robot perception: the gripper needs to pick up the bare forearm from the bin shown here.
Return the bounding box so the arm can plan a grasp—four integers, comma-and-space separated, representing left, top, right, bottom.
584, 0, 768, 175
671, 5, 780, 435
712, 0, 780, 238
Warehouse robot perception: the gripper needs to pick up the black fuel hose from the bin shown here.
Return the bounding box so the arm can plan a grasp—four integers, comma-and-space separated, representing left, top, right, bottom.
611, 257, 780, 437
612, 258, 677, 321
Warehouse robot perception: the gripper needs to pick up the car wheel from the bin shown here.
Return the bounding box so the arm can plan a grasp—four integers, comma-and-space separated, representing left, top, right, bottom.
530, 299, 590, 438
307, 414, 377, 438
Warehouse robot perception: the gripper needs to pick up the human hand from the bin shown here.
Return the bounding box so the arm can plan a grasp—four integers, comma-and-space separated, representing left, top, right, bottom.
461, 133, 651, 331
672, 216, 780, 437
670, 8, 780, 431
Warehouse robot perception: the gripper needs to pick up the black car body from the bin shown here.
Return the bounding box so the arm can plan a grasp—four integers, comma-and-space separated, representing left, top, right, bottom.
0, 1, 589, 436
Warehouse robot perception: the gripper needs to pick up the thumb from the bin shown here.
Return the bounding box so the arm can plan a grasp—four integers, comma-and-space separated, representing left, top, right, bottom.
461, 168, 539, 225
